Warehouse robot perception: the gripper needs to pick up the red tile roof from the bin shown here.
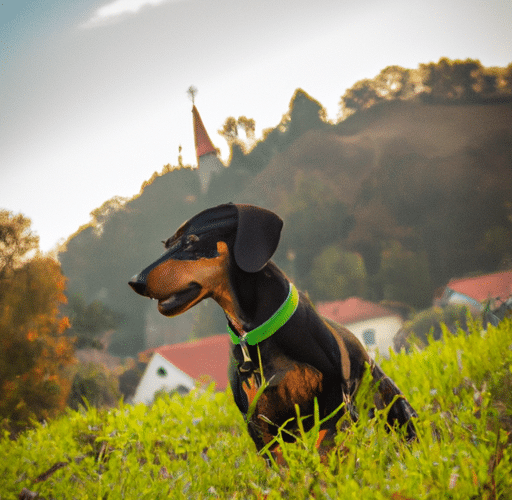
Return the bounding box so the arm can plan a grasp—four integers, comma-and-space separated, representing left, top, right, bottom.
446, 271, 512, 303
142, 334, 230, 391
192, 105, 217, 160
316, 297, 399, 325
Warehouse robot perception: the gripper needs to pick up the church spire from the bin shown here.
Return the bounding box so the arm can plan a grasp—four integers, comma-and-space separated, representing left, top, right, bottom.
190, 102, 224, 193
192, 105, 217, 162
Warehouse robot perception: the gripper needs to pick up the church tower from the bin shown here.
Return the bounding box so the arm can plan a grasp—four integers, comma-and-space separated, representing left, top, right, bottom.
192, 105, 224, 193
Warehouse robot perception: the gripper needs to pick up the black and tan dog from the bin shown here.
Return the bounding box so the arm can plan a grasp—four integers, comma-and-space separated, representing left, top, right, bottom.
129, 203, 417, 460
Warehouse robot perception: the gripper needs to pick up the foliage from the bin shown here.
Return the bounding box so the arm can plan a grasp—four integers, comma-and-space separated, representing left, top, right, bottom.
309, 245, 367, 301
340, 57, 512, 116
372, 240, 432, 309
278, 172, 355, 289
67, 363, 122, 411
64, 295, 121, 349
341, 77, 384, 115
2, 319, 512, 498
0, 211, 74, 434
0, 210, 39, 280
282, 89, 328, 138
118, 363, 146, 401
89, 196, 129, 236
218, 116, 256, 145
393, 304, 470, 352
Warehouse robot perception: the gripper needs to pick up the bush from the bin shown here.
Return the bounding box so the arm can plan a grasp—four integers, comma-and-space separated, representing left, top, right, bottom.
67, 363, 121, 411
393, 304, 469, 352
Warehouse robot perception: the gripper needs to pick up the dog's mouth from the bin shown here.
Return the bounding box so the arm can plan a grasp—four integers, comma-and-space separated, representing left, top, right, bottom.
156, 282, 203, 316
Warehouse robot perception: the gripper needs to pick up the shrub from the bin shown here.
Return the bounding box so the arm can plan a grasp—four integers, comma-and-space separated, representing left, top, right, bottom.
67, 363, 121, 411
393, 304, 469, 352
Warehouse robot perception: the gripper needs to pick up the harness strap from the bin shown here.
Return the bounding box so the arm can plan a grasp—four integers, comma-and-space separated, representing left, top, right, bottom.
227, 282, 299, 346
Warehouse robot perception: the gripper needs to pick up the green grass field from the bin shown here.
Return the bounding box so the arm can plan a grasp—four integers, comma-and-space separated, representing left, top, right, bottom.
2, 319, 512, 499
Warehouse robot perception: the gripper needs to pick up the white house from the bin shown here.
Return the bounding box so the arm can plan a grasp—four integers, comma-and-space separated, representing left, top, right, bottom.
132, 334, 230, 405
316, 297, 404, 358
132, 352, 194, 405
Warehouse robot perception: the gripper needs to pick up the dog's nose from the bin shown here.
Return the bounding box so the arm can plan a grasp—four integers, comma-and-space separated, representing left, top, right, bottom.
129, 274, 148, 296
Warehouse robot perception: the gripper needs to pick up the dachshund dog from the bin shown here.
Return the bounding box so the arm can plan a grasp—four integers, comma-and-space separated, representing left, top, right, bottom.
129, 203, 417, 460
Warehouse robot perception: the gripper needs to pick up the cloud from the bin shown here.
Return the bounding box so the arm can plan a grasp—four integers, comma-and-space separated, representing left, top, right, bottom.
81, 0, 183, 28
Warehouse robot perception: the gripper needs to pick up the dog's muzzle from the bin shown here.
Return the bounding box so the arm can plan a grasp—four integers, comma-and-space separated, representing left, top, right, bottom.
128, 245, 180, 297
129, 274, 148, 296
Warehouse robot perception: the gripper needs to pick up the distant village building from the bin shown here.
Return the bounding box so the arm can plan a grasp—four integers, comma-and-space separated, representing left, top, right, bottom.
434, 271, 512, 315
192, 105, 224, 193
132, 334, 230, 405
316, 298, 403, 358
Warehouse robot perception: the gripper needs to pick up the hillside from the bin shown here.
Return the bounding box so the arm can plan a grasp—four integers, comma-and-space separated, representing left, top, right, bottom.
240, 100, 512, 207
239, 100, 512, 282
59, 91, 512, 356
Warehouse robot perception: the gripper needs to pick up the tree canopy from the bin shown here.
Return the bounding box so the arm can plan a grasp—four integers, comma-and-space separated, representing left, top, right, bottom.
0, 211, 75, 433
340, 58, 512, 117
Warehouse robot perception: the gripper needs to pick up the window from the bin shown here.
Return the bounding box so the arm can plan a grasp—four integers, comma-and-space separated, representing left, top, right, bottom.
156, 367, 168, 378
362, 329, 376, 346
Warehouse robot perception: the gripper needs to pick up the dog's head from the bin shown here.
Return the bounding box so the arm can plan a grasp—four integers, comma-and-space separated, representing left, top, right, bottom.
129, 203, 283, 316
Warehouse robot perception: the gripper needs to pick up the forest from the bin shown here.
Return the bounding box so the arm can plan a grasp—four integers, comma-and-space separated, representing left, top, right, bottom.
1, 57, 512, 432
58, 57, 512, 356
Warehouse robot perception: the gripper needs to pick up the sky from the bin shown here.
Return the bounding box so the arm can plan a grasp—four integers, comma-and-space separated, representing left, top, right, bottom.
1, 0, 511, 253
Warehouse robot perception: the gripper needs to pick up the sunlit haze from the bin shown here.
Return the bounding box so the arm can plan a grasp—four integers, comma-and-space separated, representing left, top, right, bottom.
1, 0, 511, 252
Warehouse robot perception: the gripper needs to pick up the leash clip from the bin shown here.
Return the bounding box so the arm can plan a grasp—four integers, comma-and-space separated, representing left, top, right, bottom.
239, 338, 255, 373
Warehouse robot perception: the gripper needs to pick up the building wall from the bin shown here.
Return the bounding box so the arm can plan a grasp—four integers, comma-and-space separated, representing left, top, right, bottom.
132, 353, 194, 405
197, 154, 224, 193
346, 316, 403, 358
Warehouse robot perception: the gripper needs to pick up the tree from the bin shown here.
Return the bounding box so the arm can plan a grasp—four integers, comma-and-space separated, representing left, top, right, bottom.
218, 116, 239, 143
419, 58, 481, 101
374, 65, 414, 100
237, 115, 256, 140
64, 295, 121, 349
67, 362, 121, 411
284, 89, 327, 138
0, 210, 39, 282
339, 58, 512, 118
373, 240, 432, 309
218, 116, 256, 145
89, 196, 128, 235
309, 246, 367, 301
340, 78, 382, 115
503, 63, 512, 95
0, 211, 74, 433
280, 172, 355, 289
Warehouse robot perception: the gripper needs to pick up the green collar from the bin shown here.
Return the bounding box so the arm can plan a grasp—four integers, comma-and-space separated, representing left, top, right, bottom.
228, 283, 299, 346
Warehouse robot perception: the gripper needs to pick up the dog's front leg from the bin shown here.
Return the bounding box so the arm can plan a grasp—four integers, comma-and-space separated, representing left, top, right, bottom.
371, 363, 417, 441
245, 391, 289, 467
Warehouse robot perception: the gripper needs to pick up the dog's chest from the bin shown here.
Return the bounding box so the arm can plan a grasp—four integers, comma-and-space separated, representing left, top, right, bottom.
242, 357, 324, 424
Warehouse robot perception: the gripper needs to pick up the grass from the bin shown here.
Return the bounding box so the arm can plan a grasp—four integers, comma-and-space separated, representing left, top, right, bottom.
2, 318, 512, 499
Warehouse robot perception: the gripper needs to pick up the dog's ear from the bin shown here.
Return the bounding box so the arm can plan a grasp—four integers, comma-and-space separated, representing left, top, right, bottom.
234, 204, 283, 273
